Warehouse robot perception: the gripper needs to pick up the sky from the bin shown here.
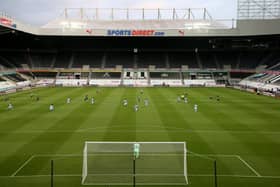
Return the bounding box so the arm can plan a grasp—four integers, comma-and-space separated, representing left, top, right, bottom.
0, 0, 237, 25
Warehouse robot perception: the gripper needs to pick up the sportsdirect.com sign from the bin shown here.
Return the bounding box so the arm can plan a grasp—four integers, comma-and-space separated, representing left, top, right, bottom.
107, 30, 165, 36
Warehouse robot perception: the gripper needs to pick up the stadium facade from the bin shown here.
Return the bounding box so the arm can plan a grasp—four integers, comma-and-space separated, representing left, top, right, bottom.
0, 1, 280, 96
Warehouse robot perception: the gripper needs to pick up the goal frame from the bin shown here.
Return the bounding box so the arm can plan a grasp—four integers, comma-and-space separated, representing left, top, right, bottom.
82, 141, 188, 185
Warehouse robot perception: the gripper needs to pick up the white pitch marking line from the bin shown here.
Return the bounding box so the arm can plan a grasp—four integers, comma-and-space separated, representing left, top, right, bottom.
10, 153, 262, 178
188, 154, 240, 157
2, 174, 280, 179
237, 155, 261, 177
34, 154, 82, 157
11, 155, 35, 177
190, 174, 279, 178
6, 174, 81, 178
4, 129, 280, 134
33, 153, 241, 157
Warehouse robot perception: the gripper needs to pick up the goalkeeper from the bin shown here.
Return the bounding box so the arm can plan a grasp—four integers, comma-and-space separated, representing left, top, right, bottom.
133, 143, 140, 159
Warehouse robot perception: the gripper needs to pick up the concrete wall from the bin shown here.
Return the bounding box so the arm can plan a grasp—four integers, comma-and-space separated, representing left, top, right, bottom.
237, 19, 280, 36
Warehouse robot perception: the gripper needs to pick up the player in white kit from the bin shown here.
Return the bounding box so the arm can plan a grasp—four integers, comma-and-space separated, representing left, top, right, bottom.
91, 97, 95, 104
194, 104, 198, 112
144, 98, 149, 106
49, 104, 54, 112
7, 103, 13, 110
134, 104, 139, 112
184, 97, 188, 104
123, 99, 128, 107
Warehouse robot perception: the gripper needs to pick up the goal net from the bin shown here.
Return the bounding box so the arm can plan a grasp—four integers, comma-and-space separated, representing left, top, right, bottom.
82, 142, 188, 185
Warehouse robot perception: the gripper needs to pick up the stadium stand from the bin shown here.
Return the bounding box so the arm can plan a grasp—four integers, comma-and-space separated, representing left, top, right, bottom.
32, 72, 57, 79
199, 52, 217, 69
137, 53, 167, 68
58, 72, 75, 79
3, 73, 26, 82
1, 50, 280, 71
239, 71, 280, 94
0, 53, 28, 68
150, 72, 181, 79
274, 79, 280, 85
238, 51, 266, 69
90, 72, 122, 86
106, 52, 134, 68
0, 7, 279, 91
72, 52, 103, 68
149, 72, 183, 86
54, 52, 72, 68
169, 52, 198, 69
31, 53, 55, 68
56, 79, 88, 86
260, 52, 280, 69
215, 51, 239, 69
0, 55, 17, 68
91, 72, 121, 79
0, 81, 15, 92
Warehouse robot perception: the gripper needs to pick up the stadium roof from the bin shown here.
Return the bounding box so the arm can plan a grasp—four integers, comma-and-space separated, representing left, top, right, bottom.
42, 8, 228, 30
1, 7, 280, 37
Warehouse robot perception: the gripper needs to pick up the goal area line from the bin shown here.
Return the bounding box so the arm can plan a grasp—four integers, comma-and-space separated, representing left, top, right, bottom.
10, 153, 261, 178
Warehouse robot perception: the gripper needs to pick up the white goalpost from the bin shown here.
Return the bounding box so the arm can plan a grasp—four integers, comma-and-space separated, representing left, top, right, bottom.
82, 141, 188, 185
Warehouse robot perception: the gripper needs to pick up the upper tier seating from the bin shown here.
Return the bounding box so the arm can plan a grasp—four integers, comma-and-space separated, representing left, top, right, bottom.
1, 51, 280, 70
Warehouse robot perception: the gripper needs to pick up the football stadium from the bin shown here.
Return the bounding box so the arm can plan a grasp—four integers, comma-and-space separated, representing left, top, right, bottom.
0, 0, 280, 186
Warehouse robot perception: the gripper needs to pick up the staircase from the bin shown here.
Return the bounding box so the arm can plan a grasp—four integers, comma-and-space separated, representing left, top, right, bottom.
1, 75, 16, 84
18, 73, 31, 81
269, 75, 280, 84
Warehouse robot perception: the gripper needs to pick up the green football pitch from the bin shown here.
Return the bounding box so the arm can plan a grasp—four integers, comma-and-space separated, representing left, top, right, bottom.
0, 87, 280, 187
